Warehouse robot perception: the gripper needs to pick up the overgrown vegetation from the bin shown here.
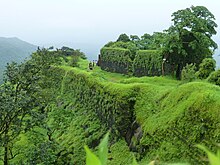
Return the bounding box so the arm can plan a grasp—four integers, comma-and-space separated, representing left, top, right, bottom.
99, 47, 132, 74
85, 133, 220, 165
196, 58, 216, 79
207, 69, 220, 86
133, 50, 162, 77
181, 64, 197, 82
0, 5, 219, 165
100, 6, 218, 80
1, 45, 220, 165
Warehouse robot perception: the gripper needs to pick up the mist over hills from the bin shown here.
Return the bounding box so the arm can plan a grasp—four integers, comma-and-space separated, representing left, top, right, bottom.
0, 38, 101, 83
0, 37, 220, 84
213, 48, 220, 69
0, 37, 37, 83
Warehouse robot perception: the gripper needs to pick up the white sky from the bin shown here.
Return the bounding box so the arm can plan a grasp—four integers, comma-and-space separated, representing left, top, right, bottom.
0, 0, 220, 48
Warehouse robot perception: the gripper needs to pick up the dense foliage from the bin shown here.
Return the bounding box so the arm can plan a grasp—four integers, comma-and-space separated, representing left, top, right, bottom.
99, 47, 132, 74
133, 50, 162, 77
163, 6, 218, 79
100, 6, 218, 79
1, 45, 220, 164
196, 58, 216, 79
85, 133, 220, 165
207, 69, 220, 86
116, 33, 130, 42
181, 63, 197, 82
0, 5, 219, 165
99, 48, 163, 76
134, 81, 220, 164
0, 48, 61, 164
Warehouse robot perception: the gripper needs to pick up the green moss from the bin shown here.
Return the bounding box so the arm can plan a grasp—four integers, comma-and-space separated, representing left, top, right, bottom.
100, 47, 132, 63
50, 63, 220, 164
50, 104, 106, 164
60, 68, 138, 138
100, 47, 132, 74
135, 82, 220, 164
120, 76, 179, 86
14, 56, 220, 165
133, 50, 163, 76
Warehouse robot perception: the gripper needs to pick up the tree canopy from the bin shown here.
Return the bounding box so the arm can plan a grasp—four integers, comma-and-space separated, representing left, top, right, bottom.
116, 33, 130, 42
163, 6, 218, 79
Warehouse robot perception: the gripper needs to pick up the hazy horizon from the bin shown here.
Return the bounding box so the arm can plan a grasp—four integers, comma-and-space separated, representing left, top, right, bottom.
1, 0, 220, 58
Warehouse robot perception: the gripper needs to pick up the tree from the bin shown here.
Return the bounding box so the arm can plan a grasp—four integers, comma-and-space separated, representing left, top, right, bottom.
130, 35, 140, 42
109, 41, 138, 60
150, 32, 167, 49
0, 62, 44, 165
137, 33, 153, 50
141, 33, 152, 40
0, 48, 63, 164
134, 33, 166, 50
116, 33, 130, 42
163, 6, 218, 79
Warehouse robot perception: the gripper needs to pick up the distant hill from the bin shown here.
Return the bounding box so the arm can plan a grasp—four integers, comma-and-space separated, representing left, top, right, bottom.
0, 37, 37, 83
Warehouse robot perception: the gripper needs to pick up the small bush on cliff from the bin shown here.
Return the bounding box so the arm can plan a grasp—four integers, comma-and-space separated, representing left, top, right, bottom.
207, 69, 220, 86
181, 63, 197, 82
196, 58, 216, 79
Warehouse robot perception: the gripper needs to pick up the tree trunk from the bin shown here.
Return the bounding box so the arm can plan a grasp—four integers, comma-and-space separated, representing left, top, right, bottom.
4, 126, 9, 165
176, 64, 182, 80
4, 145, 8, 165
162, 62, 164, 76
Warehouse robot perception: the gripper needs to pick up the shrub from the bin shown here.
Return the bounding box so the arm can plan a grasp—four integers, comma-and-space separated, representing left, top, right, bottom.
181, 63, 197, 82
207, 69, 220, 86
196, 58, 216, 79
100, 47, 132, 63
84, 133, 138, 165
68, 55, 79, 67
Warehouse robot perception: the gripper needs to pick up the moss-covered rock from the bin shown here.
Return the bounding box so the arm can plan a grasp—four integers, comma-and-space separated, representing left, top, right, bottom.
33, 63, 220, 164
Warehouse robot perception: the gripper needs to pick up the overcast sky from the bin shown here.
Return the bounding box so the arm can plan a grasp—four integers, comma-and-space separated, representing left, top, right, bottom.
0, 0, 220, 51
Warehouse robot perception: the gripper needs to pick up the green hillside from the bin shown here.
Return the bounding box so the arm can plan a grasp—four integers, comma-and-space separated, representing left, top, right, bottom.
0, 5, 219, 164
54, 59, 220, 164
0, 37, 37, 83
1, 48, 220, 164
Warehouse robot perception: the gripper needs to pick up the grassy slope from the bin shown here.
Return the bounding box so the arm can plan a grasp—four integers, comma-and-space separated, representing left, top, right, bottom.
56, 59, 180, 164
10, 58, 219, 164
71, 59, 220, 164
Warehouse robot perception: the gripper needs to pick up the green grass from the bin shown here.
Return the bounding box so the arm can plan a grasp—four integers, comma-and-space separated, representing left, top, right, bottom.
60, 58, 131, 83
56, 58, 220, 164
120, 76, 179, 86
77, 58, 90, 70
66, 58, 179, 86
